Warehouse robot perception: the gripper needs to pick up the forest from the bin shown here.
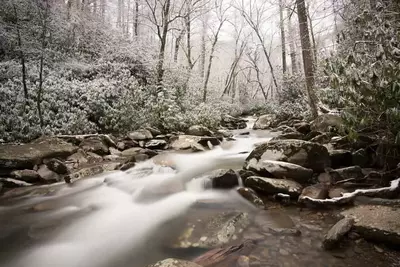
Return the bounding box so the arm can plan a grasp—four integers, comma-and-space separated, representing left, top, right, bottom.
1, 0, 397, 143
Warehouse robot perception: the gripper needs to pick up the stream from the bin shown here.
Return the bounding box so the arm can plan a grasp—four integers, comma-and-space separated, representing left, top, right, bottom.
0, 118, 399, 267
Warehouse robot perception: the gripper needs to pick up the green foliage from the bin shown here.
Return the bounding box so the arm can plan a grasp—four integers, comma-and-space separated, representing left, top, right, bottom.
323, 2, 400, 140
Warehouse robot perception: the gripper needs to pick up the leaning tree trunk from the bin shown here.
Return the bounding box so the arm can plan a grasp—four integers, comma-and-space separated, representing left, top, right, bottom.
296, 0, 318, 118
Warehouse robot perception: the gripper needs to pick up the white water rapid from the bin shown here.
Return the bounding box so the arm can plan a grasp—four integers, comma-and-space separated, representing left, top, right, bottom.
0, 117, 277, 267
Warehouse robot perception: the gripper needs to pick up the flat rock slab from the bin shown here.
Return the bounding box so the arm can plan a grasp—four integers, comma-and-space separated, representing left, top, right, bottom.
341, 205, 400, 246
245, 159, 313, 184
0, 137, 77, 169
245, 176, 303, 198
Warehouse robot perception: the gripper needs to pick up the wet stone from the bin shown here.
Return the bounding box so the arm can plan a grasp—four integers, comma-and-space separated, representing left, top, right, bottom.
323, 218, 354, 250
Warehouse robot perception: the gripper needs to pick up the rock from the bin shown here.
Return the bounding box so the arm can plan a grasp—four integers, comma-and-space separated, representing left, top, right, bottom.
134, 154, 150, 162
187, 125, 213, 136
45, 158, 69, 174
352, 149, 369, 168
245, 176, 303, 198
329, 187, 349, 198
174, 211, 249, 249
193, 239, 257, 267
329, 166, 364, 182
121, 147, 158, 158
216, 129, 233, 138
253, 114, 278, 130
67, 149, 89, 165
145, 139, 167, 149
245, 139, 330, 173
300, 184, 330, 200
109, 147, 121, 155
237, 187, 264, 208
145, 126, 162, 136
354, 196, 400, 207
147, 259, 201, 267
205, 169, 239, 189
0, 137, 77, 170
86, 152, 104, 163
245, 159, 313, 184
323, 218, 354, 250
221, 115, 247, 130
276, 125, 296, 133
170, 135, 220, 150
10, 169, 42, 183
304, 131, 323, 141
270, 132, 305, 141
341, 205, 400, 246
67, 162, 121, 181
318, 171, 334, 185
310, 114, 343, 132
37, 165, 62, 182
309, 133, 331, 144
79, 137, 109, 156
119, 162, 136, 171
128, 129, 153, 140
103, 155, 121, 161
294, 122, 311, 134
329, 149, 352, 168
239, 131, 250, 136
238, 169, 258, 182
255, 210, 300, 236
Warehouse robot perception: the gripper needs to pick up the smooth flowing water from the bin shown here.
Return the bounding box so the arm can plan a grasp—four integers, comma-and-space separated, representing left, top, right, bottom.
0, 118, 399, 267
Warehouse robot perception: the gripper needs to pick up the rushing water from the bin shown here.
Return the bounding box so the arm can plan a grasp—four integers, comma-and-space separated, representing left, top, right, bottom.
0, 117, 399, 267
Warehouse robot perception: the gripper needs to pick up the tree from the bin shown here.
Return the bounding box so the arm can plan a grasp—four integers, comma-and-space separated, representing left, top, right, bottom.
236, 0, 279, 92
296, 0, 318, 118
279, 0, 287, 74
286, 7, 298, 74
202, 0, 228, 102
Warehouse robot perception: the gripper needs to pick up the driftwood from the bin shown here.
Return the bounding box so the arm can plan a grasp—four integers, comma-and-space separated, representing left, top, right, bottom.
193, 239, 257, 267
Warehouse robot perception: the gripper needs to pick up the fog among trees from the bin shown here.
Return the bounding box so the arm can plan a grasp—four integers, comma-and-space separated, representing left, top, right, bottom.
0, 0, 399, 143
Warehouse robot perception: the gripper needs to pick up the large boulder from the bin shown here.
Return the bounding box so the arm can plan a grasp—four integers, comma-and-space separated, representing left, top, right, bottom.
310, 114, 343, 132
341, 205, 400, 246
244, 176, 303, 198
245, 159, 313, 184
253, 114, 278, 130
237, 187, 264, 208
128, 129, 153, 140
187, 125, 213, 136
45, 158, 69, 175
79, 136, 109, 156
204, 169, 239, 189
121, 147, 158, 158
145, 139, 168, 149
37, 164, 62, 182
170, 135, 220, 151
270, 132, 305, 141
245, 139, 331, 173
0, 137, 77, 170
327, 166, 364, 182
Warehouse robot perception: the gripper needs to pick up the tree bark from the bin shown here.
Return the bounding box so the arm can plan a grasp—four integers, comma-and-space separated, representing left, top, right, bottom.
12, 2, 28, 105
203, 20, 224, 102
134, 0, 139, 35
117, 0, 122, 27
101, 0, 105, 21
156, 0, 171, 84
199, 10, 208, 79
306, 5, 318, 65
279, 0, 287, 74
286, 7, 298, 75
296, 0, 318, 118
174, 28, 185, 63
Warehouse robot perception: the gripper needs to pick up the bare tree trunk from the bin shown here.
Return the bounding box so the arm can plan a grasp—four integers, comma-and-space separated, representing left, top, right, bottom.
203, 20, 224, 102
306, 5, 317, 65
117, 0, 122, 27
12, 2, 28, 105
296, 0, 318, 118
156, 0, 171, 84
121, 0, 126, 34
134, 0, 139, 36
126, 0, 130, 37
101, 0, 105, 21
199, 10, 208, 79
174, 29, 185, 62
287, 8, 298, 74
37, 0, 51, 128
279, 0, 287, 74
